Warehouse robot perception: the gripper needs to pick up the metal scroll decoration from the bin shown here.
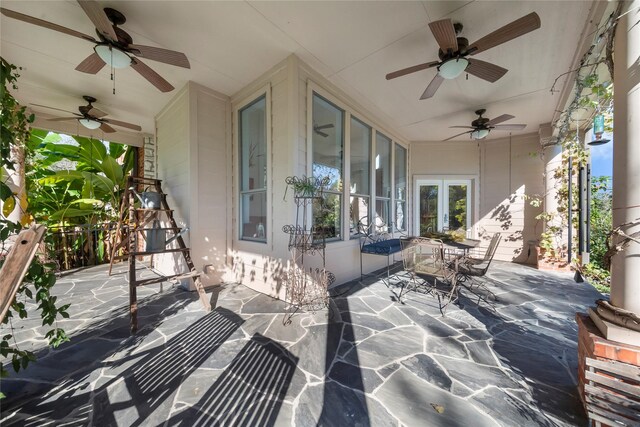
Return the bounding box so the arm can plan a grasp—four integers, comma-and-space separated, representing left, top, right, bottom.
282, 175, 334, 310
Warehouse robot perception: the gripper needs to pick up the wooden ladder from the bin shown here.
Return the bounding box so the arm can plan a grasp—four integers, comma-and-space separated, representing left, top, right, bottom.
109, 176, 211, 333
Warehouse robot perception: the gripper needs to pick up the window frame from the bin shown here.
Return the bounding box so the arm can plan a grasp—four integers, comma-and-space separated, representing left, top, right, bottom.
394, 142, 408, 232
307, 81, 409, 243
310, 92, 345, 242
235, 85, 271, 245
348, 115, 372, 239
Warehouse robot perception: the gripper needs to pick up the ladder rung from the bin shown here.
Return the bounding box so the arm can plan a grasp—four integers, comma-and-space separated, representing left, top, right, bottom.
135, 271, 200, 287
134, 227, 182, 231
130, 248, 190, 256
131, 177, 162, 183
113, 248, 191, 259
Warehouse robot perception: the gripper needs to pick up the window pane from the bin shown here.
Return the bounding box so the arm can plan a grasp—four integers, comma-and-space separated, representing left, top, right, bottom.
395, 144, 406, 201
395, 200, 406, 232
375, 132, 391, 198
241, 192, 267, 240
350, 117, 370, 195
375, 199, 390, 233
349, 195, 370, 237
448, 185, 467, 231
313, 194, 341, 240
419, 185, 439, 236
239, 96, 266, 192
312, 95, 343, 192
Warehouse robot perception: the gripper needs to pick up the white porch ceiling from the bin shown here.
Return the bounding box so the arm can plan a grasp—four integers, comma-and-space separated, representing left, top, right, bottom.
0, 1, 596, 142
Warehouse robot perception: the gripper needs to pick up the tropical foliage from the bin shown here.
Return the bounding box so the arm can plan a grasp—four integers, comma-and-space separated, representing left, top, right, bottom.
1, 57, 70, 393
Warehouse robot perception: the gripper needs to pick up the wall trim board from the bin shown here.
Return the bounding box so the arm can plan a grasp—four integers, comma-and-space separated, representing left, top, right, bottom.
230, 57, 289, 105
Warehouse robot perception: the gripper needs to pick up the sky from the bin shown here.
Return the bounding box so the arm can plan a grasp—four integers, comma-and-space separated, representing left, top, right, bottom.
589, 132, 613, 177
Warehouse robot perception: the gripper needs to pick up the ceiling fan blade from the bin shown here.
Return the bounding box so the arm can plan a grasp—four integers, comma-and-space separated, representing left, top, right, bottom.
314, 124, 334, 130
420, 74, 444, 100
87, 107, 108, 118
0, 8, 97, 42
493, 124, 527, 131
428, 19, 458, 52
75, 52, 106, 74
99, 123, 116, 133
77, 0, 118, 41
31, 104, 80, 115
487, 114, 515, 125
46, 117, 80, 122
385, 61, 439, 80
468, 12, 541, 55
449, 126, 475, 129
130, 58, 175, 93
128, 44, 190, 69
466, 59, 507, 83
443, 131, 472, 141
102, 118, 142, 131
314, 131, 329, 138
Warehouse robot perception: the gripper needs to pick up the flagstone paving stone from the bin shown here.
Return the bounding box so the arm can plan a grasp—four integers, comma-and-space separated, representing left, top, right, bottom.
1, 261, 602, 426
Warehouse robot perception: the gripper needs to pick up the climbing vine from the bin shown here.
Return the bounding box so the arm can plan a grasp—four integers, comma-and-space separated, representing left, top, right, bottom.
533, 3, 623, 290
1, 57, 70, 396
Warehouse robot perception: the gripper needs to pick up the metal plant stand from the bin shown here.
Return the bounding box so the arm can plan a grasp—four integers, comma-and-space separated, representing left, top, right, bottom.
282, 176, 335, 313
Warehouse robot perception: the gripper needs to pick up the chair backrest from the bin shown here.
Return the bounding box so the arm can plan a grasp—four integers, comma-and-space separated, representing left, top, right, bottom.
471, 233, 501, 275
484, 233, 502, 262
401, 237, 447, 279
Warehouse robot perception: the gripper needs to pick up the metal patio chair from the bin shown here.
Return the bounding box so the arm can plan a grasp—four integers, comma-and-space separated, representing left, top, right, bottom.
457, 233, 502, 304
399, 237, 460, 315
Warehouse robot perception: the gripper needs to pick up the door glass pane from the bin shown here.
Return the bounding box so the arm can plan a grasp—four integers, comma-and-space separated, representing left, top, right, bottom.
448, 185, 467, 231
395, 200, 406, 232
419, 185, 439, 235
239, 96, 266, 192
375, 132, 391, 198
313, 194, 341, 240
350, 117, 370, 195
375, 199, 390, 233
349, 195, 370, 237
312, 94, 343, 192
241, 192, 267, 240
394, 144, 406, 200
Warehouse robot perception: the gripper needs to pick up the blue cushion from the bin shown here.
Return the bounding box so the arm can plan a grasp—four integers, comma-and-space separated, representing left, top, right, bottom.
361, 238, 402, 255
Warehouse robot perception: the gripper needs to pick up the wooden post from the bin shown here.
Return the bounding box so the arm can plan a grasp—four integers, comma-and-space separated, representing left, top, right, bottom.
127, 177, 138, 334
0, 225, 47, 323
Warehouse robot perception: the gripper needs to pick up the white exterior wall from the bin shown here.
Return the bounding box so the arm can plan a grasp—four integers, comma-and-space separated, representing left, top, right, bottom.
155, 82, 230, 289
228, 55, 410, 298
154, 55, 544, 301
410, 134, 544, 263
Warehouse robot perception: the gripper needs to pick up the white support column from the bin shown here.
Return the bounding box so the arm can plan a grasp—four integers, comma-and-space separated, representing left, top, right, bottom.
610, 1, 640, 316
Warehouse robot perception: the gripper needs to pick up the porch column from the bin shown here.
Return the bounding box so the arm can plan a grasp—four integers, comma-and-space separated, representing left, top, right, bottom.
610, 1, 640, 316
543, 143, 562, 229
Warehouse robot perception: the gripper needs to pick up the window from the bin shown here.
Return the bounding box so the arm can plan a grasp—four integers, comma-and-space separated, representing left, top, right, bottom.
395, 143, 407, 231
312, 94, 344, 240
239, 95, 267, 242
375, 132, 391, 232
349, 117, 371, 237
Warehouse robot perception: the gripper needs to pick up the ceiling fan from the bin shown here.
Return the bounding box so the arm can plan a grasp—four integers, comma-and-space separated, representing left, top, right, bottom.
0, 2, 190, 92
444, 109, 526, 141
385, 12, 541, 99
33, 95, 142, 133
314, 123, 334, 138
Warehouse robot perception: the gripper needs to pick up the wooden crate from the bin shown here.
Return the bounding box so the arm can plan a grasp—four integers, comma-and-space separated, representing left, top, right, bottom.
585, 357, 640, 426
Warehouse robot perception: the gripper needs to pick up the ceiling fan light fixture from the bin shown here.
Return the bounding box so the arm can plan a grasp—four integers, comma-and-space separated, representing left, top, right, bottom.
94, 44, 131, 69
438, 58, 469, 80
471, 129, 490, 140
78, 118, 101, 130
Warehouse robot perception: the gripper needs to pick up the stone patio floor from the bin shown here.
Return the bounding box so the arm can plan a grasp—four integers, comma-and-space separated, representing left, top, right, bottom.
0, 261, 603, 426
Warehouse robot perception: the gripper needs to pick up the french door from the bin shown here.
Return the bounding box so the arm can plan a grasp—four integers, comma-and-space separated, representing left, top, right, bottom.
415, 179, 471, 236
